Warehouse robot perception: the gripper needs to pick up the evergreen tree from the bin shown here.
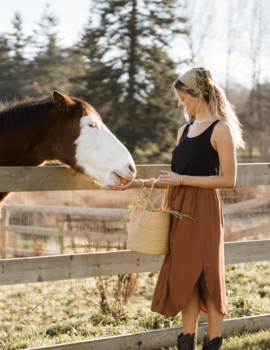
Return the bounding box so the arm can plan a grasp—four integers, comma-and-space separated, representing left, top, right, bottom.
0, 35, 13, 101
133, 44, 183, 163
79, 18, 123, 127
64, 45, 87, 98
29, 5, 69, 98
2, 13, 31, 100
79, 0, 187, 157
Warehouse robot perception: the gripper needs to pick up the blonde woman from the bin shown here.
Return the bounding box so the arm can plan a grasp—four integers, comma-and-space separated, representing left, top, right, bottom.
105, 67, 245, 350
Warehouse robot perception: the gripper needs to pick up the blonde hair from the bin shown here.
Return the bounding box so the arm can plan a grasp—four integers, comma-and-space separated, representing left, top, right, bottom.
174, 79, 246, 150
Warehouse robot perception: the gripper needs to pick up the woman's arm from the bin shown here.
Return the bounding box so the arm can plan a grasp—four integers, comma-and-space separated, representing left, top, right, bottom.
138, 179, 168, 189
104, 178, 168, 191
180, 174, 234, 189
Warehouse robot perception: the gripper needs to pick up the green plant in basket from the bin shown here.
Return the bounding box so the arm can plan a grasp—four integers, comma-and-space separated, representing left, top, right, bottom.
121, 200, 137, 226
121, 188, 195, 226
143, 190, 195, 221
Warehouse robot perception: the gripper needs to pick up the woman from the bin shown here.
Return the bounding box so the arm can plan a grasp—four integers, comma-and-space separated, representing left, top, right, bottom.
105, 67, 245, 350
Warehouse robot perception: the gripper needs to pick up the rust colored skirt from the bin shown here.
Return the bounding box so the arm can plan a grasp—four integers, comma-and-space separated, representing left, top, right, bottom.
151, 184, 227, 317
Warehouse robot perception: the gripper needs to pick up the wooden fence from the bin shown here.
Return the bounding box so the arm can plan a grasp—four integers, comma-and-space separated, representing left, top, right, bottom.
0, 204, 128, 257
1, 191, 270, 256
1, 163, 270, 257
0, 164, 270, 349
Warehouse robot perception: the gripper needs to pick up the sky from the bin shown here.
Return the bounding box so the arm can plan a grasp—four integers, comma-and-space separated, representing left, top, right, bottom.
0, 0, 269, 89
0, 0, 91, 47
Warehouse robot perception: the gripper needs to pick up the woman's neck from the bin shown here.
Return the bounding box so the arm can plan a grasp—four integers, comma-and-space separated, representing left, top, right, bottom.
195, 101, 213, 121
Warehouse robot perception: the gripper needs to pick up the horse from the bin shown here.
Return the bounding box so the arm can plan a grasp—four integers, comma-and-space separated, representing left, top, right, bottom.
0, 90, 136, 203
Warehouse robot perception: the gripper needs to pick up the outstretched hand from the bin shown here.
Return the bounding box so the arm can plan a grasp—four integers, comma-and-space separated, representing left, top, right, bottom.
158, 170, 182, 186
104, 179, 137, 191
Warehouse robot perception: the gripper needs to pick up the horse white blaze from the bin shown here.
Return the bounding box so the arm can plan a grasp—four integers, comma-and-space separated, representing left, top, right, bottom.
74, 113, 136, 187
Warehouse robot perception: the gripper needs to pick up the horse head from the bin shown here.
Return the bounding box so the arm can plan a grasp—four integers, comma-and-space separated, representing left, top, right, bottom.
49, 91, 136, 187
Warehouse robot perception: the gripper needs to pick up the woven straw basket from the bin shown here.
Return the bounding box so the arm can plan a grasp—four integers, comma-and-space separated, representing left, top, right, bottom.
127, 178, 170, 255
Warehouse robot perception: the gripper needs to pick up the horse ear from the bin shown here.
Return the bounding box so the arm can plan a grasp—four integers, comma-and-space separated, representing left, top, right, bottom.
52, 91, 76, 111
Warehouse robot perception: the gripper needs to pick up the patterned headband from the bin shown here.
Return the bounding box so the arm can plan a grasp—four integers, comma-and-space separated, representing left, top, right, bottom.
178, 67, 213, 97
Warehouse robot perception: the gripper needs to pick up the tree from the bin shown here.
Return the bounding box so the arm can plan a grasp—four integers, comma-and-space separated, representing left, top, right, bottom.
64, 45, 88, 98
28, 5, 69, 98
79, 0, 187, 157
0, 35, 13, 101
243, 0, 270, 159
79, 17, 122, 123
133, 44, 183, 163
2, 13, 31, 100
224, 0, 247, 96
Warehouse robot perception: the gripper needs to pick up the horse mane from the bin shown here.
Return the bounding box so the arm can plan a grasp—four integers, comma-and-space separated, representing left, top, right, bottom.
0, 97, 55, 137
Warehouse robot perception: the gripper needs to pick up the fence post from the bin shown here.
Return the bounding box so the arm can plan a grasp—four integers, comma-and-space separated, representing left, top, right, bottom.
57, 214, 65, 254
0, 209, 10, 259
0, 208, 5, 258
198, 310, 207, 323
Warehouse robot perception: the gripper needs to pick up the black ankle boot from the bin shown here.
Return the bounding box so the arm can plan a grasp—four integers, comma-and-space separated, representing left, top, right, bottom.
177, 332, 197, 350
202, 332, 223, 350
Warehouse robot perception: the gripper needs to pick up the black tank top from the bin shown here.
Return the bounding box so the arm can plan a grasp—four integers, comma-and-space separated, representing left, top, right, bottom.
171, 120, 220, 176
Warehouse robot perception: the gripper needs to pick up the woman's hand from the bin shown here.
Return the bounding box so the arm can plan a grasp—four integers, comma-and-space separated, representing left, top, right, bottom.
104, 179, 139, 191
158, 170, 182, 186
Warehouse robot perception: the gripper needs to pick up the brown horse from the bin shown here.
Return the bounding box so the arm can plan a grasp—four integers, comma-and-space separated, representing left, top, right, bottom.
0, 91, 136, 202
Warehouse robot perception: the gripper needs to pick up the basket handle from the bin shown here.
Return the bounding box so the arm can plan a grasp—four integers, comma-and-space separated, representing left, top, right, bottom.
142, 178, 156, 209
134, 178, 156, 209
157, 185, 170, 211
134, 186, 148, 209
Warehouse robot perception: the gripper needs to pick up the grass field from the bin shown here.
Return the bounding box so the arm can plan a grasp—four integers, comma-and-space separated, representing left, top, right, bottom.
0, 261, 270, 349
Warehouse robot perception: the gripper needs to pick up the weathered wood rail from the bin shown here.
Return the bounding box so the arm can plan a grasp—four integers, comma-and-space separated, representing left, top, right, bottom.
0, 163, 270, 350
0, 204, 128, 255
1, 239, 270, 286
0, 163, 269, 192
25, 314, 270, 350
1, 203, 127, 217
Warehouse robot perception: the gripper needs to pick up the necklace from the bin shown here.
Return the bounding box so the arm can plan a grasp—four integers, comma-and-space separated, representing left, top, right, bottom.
194, 116, 213, 127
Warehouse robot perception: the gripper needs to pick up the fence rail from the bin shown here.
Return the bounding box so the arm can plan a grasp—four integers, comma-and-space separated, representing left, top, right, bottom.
0, 163, 269, 192
1, 239, 270, 286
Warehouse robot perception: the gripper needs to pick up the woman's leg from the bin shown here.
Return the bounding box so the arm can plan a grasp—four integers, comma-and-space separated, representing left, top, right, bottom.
181, 281, 201, 335
198, 271, 224, 340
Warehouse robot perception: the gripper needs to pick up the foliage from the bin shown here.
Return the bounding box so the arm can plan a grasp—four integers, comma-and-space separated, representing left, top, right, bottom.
26, 5, 70, 98
0, 13, 31, 100
78, 0, 186, 156
0, 35, 13, 99
120, 188, 195, 226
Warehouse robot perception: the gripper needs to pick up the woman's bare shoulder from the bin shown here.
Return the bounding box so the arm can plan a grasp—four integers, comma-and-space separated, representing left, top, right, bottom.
176, 123, 189, 145
215, 120, 233, 137
213, 120, 234, 151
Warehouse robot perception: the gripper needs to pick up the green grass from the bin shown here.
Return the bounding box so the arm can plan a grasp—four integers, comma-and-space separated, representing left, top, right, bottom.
166, 329, 270, 350
217, 330, 270, 350
0, 261, 270, 349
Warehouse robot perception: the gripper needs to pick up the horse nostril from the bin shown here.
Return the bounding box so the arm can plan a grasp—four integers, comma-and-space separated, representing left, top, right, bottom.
129, 164, 136, 173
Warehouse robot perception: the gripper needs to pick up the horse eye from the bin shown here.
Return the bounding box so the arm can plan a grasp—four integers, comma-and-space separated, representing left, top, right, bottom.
88, 123, 96, 128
